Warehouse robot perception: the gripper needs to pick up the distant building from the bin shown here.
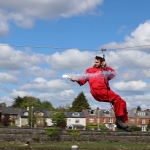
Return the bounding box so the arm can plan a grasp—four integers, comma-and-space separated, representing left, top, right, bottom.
1, 107, 150, 131
65, 111, 86, 130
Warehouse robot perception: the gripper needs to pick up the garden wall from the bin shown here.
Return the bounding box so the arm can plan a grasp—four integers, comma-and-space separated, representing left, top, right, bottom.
0, 127, 150, 144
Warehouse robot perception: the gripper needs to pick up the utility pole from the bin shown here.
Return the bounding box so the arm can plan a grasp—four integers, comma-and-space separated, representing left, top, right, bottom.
97, 107, 100, 130
31, 106, 33, 128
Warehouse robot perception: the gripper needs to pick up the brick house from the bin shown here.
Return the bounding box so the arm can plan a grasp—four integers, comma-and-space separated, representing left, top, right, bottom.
83, 108, 150, 131
83, 108, 116, 130
127, 108, 150, 131
1, 107, 150, 131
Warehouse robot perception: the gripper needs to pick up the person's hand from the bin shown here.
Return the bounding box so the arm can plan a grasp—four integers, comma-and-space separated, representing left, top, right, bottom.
101, 61, 106, 67
70, 78, 78, 82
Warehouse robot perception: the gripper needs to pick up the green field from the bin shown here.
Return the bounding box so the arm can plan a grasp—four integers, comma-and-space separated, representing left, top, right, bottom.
0, 142, 150, 150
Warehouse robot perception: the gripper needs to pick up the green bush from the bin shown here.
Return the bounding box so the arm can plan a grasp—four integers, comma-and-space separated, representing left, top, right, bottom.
99, 123, 108, 130
86, 123, 108, 130
129, 125, 141, 131
86, 124, 97, 130
67, 129, 80, 139
44, 127, 61, 141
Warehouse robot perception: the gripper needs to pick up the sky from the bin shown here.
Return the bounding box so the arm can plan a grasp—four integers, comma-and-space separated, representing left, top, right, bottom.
0, 0, 150, 110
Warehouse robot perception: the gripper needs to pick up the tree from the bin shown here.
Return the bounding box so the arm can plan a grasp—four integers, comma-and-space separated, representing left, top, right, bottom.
147, 120, 150, 131
21, 96, 42, 108
55, 104, 71, 111
0, 102, 6, 110
137, 106, 141, 111
41, 101, 54, 111
11, 96, 55, 110
50, 111, 66, 128
12, 96, 24, 108
71, 91, 90, 112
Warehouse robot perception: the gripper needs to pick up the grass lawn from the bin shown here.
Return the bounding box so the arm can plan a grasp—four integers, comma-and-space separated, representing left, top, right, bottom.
0, 142, 149, 149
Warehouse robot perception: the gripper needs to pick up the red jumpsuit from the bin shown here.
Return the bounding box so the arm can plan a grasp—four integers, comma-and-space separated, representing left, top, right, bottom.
77, 65, 128, 122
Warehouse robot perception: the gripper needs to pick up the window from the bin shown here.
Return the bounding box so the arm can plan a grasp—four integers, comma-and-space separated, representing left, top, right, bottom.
72, 112, 79, 116
103, 118, 105, 123
141, 126, 146, 131
90, 110, 95, 115
12, 115, 17, 119
130, 119, 134, 124
141, 119, 145, 124
75, 119, 79, 123
108, 118, 113, 123
24, 112, 28, 116
89, 118, 94, 123
138, 112, 145, 116
103, 110, 110, 115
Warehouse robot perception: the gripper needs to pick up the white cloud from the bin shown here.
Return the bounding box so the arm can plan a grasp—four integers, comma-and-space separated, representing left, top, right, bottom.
10, 89, 34, 98
113, 80, 150, 92
27, 66, 56, 78
142, 69, 150, 79
0, 21, 9, 36
123, 94, 150, 110
0, 45, 44, 70
3, 89, 76, 107
20, 78, 71, 92
0, 96, 13, 104
101, 20, 150, 49
46, 49, 96, 71
121, 70, 138, 81
36, 90, 76, 107
1, 89, 35, 106
114, 69, 143, 81
117, 26, 127, 34
0, 73, 18, 84
0, 9, 9, 35
0, 0, 103, 35
100, 50, 150, 70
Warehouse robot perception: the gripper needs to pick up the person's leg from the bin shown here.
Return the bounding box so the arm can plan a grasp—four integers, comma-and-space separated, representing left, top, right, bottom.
91, 88, 131, 131
109, 94, 128, 122
94, 89, 131, 131
94, 88, 128, 121
107, 90, 131, 132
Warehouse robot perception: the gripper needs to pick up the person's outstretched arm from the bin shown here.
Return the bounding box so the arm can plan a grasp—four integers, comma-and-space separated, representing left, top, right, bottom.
70, 70, 89, 86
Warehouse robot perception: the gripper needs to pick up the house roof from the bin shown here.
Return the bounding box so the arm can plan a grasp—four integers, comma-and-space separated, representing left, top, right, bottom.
127, 110, 137, 118
1, 107, 53, 118
65, 112, 85, 118
136, 111, 150, 118
83, 108, 115, 117
1, 108, 21, 115
33, 107, 49, 117
46, 111, 53, 117
20, 108, 52, 118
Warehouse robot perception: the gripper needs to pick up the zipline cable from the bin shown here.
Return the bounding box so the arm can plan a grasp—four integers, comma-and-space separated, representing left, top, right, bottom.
0, 44, 150, 51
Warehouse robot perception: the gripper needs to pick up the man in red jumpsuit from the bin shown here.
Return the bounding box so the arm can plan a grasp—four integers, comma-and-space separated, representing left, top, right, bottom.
70, 56, 131, 132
